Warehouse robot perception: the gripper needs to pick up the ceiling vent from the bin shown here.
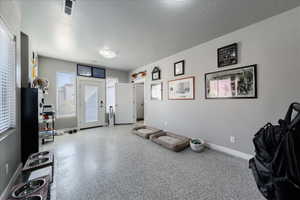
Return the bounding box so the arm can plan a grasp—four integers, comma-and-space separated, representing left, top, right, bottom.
63, 0, 76, 16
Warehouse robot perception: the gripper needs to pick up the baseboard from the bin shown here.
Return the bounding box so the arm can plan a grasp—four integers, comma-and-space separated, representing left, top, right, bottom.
206, 143, 253, 161
0, 163, 22, 200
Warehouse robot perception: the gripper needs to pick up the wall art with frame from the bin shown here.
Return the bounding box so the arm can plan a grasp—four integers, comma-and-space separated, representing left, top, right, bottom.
174, 60, 185, 76
168, 76, 195, 100
152, 67, 161, 81
151, 82, 163, 100
217, 43, 238, 68
205, 65, 257, 99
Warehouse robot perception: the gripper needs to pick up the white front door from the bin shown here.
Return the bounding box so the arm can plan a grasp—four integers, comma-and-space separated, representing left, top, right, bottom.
115, 83, 135, 124
78, 77, 106, 129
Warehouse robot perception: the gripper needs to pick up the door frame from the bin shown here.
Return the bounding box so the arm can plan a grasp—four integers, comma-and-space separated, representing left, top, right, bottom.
134, 83, 144, 121
115, 83, 136, 124
77, 76, 106, 129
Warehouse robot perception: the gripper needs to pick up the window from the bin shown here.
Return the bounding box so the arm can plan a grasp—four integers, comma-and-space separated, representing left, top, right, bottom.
56, 72, 76, 118
106, 78, 118, 113
0, 20, 16, 133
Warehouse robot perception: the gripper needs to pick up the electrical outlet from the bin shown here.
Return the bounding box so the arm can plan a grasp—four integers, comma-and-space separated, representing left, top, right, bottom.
230, 136, 235, 143
5, 163, 9, 175
164, 121, 168, 127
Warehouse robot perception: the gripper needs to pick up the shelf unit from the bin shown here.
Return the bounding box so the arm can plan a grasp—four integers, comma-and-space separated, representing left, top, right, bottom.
39, 110, 55, 144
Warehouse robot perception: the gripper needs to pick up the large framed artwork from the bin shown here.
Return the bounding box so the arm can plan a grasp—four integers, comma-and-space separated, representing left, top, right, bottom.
205, 65, 257, 99
217, 43, 238, 68
151, 83, 163, 100
168, 76, 195, 100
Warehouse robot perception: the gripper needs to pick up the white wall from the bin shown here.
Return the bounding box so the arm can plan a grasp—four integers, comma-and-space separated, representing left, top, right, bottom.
131, 7, 300, 154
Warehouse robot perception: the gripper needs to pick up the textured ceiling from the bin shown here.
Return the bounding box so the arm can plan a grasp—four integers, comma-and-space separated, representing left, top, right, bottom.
19, 0, 300, 71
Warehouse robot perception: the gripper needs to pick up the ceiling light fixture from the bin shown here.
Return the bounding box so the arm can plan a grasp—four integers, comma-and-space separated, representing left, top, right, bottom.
99, 48, 117, 59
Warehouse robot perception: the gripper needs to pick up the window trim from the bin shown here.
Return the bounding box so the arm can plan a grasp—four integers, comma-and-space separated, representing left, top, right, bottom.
0, 17, 17, 135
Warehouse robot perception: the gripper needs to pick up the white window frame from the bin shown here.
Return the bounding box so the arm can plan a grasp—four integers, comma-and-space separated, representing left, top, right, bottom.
0, 18, 16, 134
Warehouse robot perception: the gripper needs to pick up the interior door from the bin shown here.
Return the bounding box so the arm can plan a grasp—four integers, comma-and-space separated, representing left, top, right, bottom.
115, 83, 135, 124
135, 84, 144, 120
78, 77, 106, 129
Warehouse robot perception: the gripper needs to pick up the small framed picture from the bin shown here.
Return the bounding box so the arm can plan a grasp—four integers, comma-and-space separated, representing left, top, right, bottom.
174, 60, 185, 76
217, 43, 238, 68
152, 67, 161, 81
151, 83, 163, 100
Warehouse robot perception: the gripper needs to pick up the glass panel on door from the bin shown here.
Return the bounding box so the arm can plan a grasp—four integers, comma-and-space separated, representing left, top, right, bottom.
84, 85, 98, 123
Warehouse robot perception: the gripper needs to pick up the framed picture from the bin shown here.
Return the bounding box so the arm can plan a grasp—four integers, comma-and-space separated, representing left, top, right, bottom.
168, 76, 195, 100
205, 65, 257, 99
77, 64, 92, 77
152, 67, 161, 81
174, 60, 185, 76
218, 43, 238, 68
151, 83, 163, 100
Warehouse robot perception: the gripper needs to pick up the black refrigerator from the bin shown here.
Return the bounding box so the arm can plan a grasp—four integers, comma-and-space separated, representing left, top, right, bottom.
21, 88, 39, 164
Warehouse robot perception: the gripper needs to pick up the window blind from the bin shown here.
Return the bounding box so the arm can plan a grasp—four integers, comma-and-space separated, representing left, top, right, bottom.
0, 19, 16, 133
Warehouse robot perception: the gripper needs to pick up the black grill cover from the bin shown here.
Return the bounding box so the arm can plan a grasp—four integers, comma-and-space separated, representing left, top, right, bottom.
249, 103, 300, 200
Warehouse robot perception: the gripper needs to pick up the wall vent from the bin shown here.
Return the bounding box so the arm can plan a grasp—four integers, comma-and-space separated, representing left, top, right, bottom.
63, 0, 76, 16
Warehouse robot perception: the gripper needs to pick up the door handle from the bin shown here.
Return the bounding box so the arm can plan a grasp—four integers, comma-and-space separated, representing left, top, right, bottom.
100, 100, 104, 108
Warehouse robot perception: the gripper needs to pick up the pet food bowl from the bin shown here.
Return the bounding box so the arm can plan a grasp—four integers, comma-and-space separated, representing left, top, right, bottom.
28, 158, 49, 167
12, 179, 46, 198
190, 138, 205, 152
23, 195, 42, 200
30, 151, 50, 160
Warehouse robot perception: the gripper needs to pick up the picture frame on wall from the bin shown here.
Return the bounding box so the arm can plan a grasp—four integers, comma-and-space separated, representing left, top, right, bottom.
168, 76, 195, 100
152, 67, 161, 81
174, 60, 185, 76
217, 43, 238, 68
151, 82, 163, 100
205, 65, 257, 99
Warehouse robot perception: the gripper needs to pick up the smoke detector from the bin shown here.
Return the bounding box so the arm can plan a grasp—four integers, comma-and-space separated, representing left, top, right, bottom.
63, 0, 76, 16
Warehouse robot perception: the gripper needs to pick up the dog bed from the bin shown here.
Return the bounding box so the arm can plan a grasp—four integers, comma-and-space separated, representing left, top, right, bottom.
132, 125, 162, 139
150, 131, 190, 152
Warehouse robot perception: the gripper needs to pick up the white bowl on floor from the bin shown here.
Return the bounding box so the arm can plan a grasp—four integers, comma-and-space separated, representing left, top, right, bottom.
190, 139, 205, 152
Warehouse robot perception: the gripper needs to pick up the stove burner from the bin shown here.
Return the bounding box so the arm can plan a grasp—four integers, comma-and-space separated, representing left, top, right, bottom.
12, 179, 45, 198
28, 158, 49, 167
23, 195, 42, 200
30, 152, 50, 159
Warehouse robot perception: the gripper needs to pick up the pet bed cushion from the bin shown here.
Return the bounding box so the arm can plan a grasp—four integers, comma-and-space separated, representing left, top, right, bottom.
132, 125, 162, 139
150, 132, 190, 152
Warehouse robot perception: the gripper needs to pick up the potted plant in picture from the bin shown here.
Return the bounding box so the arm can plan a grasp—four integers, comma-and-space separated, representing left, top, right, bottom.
190, 138, 205, 152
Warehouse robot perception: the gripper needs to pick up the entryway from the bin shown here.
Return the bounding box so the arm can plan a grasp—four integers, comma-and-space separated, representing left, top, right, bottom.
135, 83, 144, 121
77, 77, 106, 129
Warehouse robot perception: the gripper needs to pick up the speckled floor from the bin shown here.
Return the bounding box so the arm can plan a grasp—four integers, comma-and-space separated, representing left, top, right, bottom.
41, 125, 264, 200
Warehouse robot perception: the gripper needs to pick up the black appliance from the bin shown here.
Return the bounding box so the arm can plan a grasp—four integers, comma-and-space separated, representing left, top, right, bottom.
21, 88, 39, 164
